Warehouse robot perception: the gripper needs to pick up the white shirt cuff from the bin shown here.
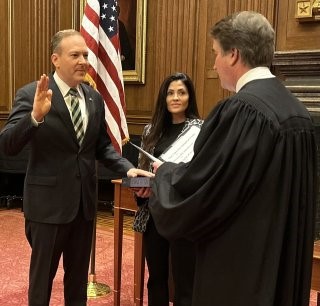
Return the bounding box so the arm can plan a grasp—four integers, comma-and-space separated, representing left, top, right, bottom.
31, 113, 44, 127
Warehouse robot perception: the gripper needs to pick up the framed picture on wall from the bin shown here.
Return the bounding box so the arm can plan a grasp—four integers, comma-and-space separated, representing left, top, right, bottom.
80, 0, 147, 84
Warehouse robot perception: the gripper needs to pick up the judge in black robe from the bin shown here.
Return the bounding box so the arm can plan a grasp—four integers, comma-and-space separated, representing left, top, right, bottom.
147, 11, 317, 306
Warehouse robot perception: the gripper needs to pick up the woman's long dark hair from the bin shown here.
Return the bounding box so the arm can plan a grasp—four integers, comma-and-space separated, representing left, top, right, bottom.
140, 72, 200, 170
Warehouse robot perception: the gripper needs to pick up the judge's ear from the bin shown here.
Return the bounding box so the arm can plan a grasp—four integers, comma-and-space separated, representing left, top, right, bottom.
230, 48, 240, 66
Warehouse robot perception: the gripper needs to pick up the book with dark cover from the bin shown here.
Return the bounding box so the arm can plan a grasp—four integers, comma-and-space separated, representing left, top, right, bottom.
121, 177, 153, 187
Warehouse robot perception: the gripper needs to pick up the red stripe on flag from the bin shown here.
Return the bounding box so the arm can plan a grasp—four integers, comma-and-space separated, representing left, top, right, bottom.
83, 3, 100, 27
81, 28, 99, 58
97, 42, 126, 108
96, 75, 126, 142
106, 124, 121, 153
96, 75, 122, 129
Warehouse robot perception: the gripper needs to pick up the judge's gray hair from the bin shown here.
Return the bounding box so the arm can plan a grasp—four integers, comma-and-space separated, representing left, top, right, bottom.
210, 11, 275, 68
50, 29, 82, 54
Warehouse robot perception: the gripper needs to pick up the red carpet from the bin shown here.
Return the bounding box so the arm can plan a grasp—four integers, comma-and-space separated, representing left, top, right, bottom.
0, 209, 148, 306
0, 209, 318, 306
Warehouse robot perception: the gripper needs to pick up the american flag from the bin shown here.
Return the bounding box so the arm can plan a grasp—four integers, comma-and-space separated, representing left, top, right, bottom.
81, 0, 129, 153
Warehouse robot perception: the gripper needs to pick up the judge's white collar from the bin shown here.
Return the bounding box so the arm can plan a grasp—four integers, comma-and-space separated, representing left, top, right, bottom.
236, 67, 275, 93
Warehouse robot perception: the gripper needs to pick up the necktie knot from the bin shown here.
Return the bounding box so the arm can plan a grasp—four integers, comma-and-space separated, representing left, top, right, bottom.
69, 88, 78, 97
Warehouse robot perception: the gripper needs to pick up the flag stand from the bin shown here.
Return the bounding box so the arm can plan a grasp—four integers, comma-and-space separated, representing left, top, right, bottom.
87, 162, 111, 298
82, 0, 128, 294
87, 213, 111, 298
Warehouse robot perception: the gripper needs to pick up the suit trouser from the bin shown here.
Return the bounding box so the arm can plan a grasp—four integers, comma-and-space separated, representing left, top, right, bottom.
25, 209, 93, 306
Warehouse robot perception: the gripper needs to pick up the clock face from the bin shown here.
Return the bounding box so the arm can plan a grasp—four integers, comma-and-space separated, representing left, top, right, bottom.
296, 1, 312, 17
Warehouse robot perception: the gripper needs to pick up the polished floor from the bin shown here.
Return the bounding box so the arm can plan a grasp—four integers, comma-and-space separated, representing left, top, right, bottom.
96, 205, 135, 235
0, 199, 135, 235
0, 206, 140, 306
0, 204, 319, 305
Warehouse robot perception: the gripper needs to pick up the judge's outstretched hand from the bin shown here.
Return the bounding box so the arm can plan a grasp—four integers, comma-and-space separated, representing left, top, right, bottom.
31, 74, 53, 122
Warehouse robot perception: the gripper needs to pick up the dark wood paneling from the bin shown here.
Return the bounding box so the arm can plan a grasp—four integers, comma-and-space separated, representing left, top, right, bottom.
1, 0, 319, 133
0, 0, 12, 120
272, 49, 320, 241
201, 0, 277, 117
272, 50, 320, 108
0, 0, 81, 127
125, 0, 200, 134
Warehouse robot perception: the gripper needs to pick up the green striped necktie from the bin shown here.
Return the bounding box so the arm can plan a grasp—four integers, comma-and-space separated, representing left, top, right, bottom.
69, 88, 84, 145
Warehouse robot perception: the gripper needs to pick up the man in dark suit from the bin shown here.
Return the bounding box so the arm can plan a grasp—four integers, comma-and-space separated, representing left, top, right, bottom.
0, 29, 153, 306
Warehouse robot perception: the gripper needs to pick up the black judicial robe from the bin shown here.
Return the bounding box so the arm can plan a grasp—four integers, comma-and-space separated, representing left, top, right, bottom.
149, 77, 317, 306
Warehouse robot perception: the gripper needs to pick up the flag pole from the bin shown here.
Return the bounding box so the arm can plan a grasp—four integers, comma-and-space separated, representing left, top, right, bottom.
87, 161, 111, 298
82, 0, 128, 294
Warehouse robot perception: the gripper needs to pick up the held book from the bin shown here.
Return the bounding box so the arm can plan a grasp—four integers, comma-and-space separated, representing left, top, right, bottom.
121, 177, 153, 187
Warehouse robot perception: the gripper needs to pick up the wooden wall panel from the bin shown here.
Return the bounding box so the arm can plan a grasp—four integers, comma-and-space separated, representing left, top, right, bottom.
11, 0, 81, 90
0, 0, 81, 129
124, 0, 200, 134
125, 0, 278, 132
1, 0, 319, 135
276, 0, 320, 50
12, 0, 50, 91
272, 50, 320, 112
0, 0, 11, 128
202, 0, 277, 117
227, 0, 275, 19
